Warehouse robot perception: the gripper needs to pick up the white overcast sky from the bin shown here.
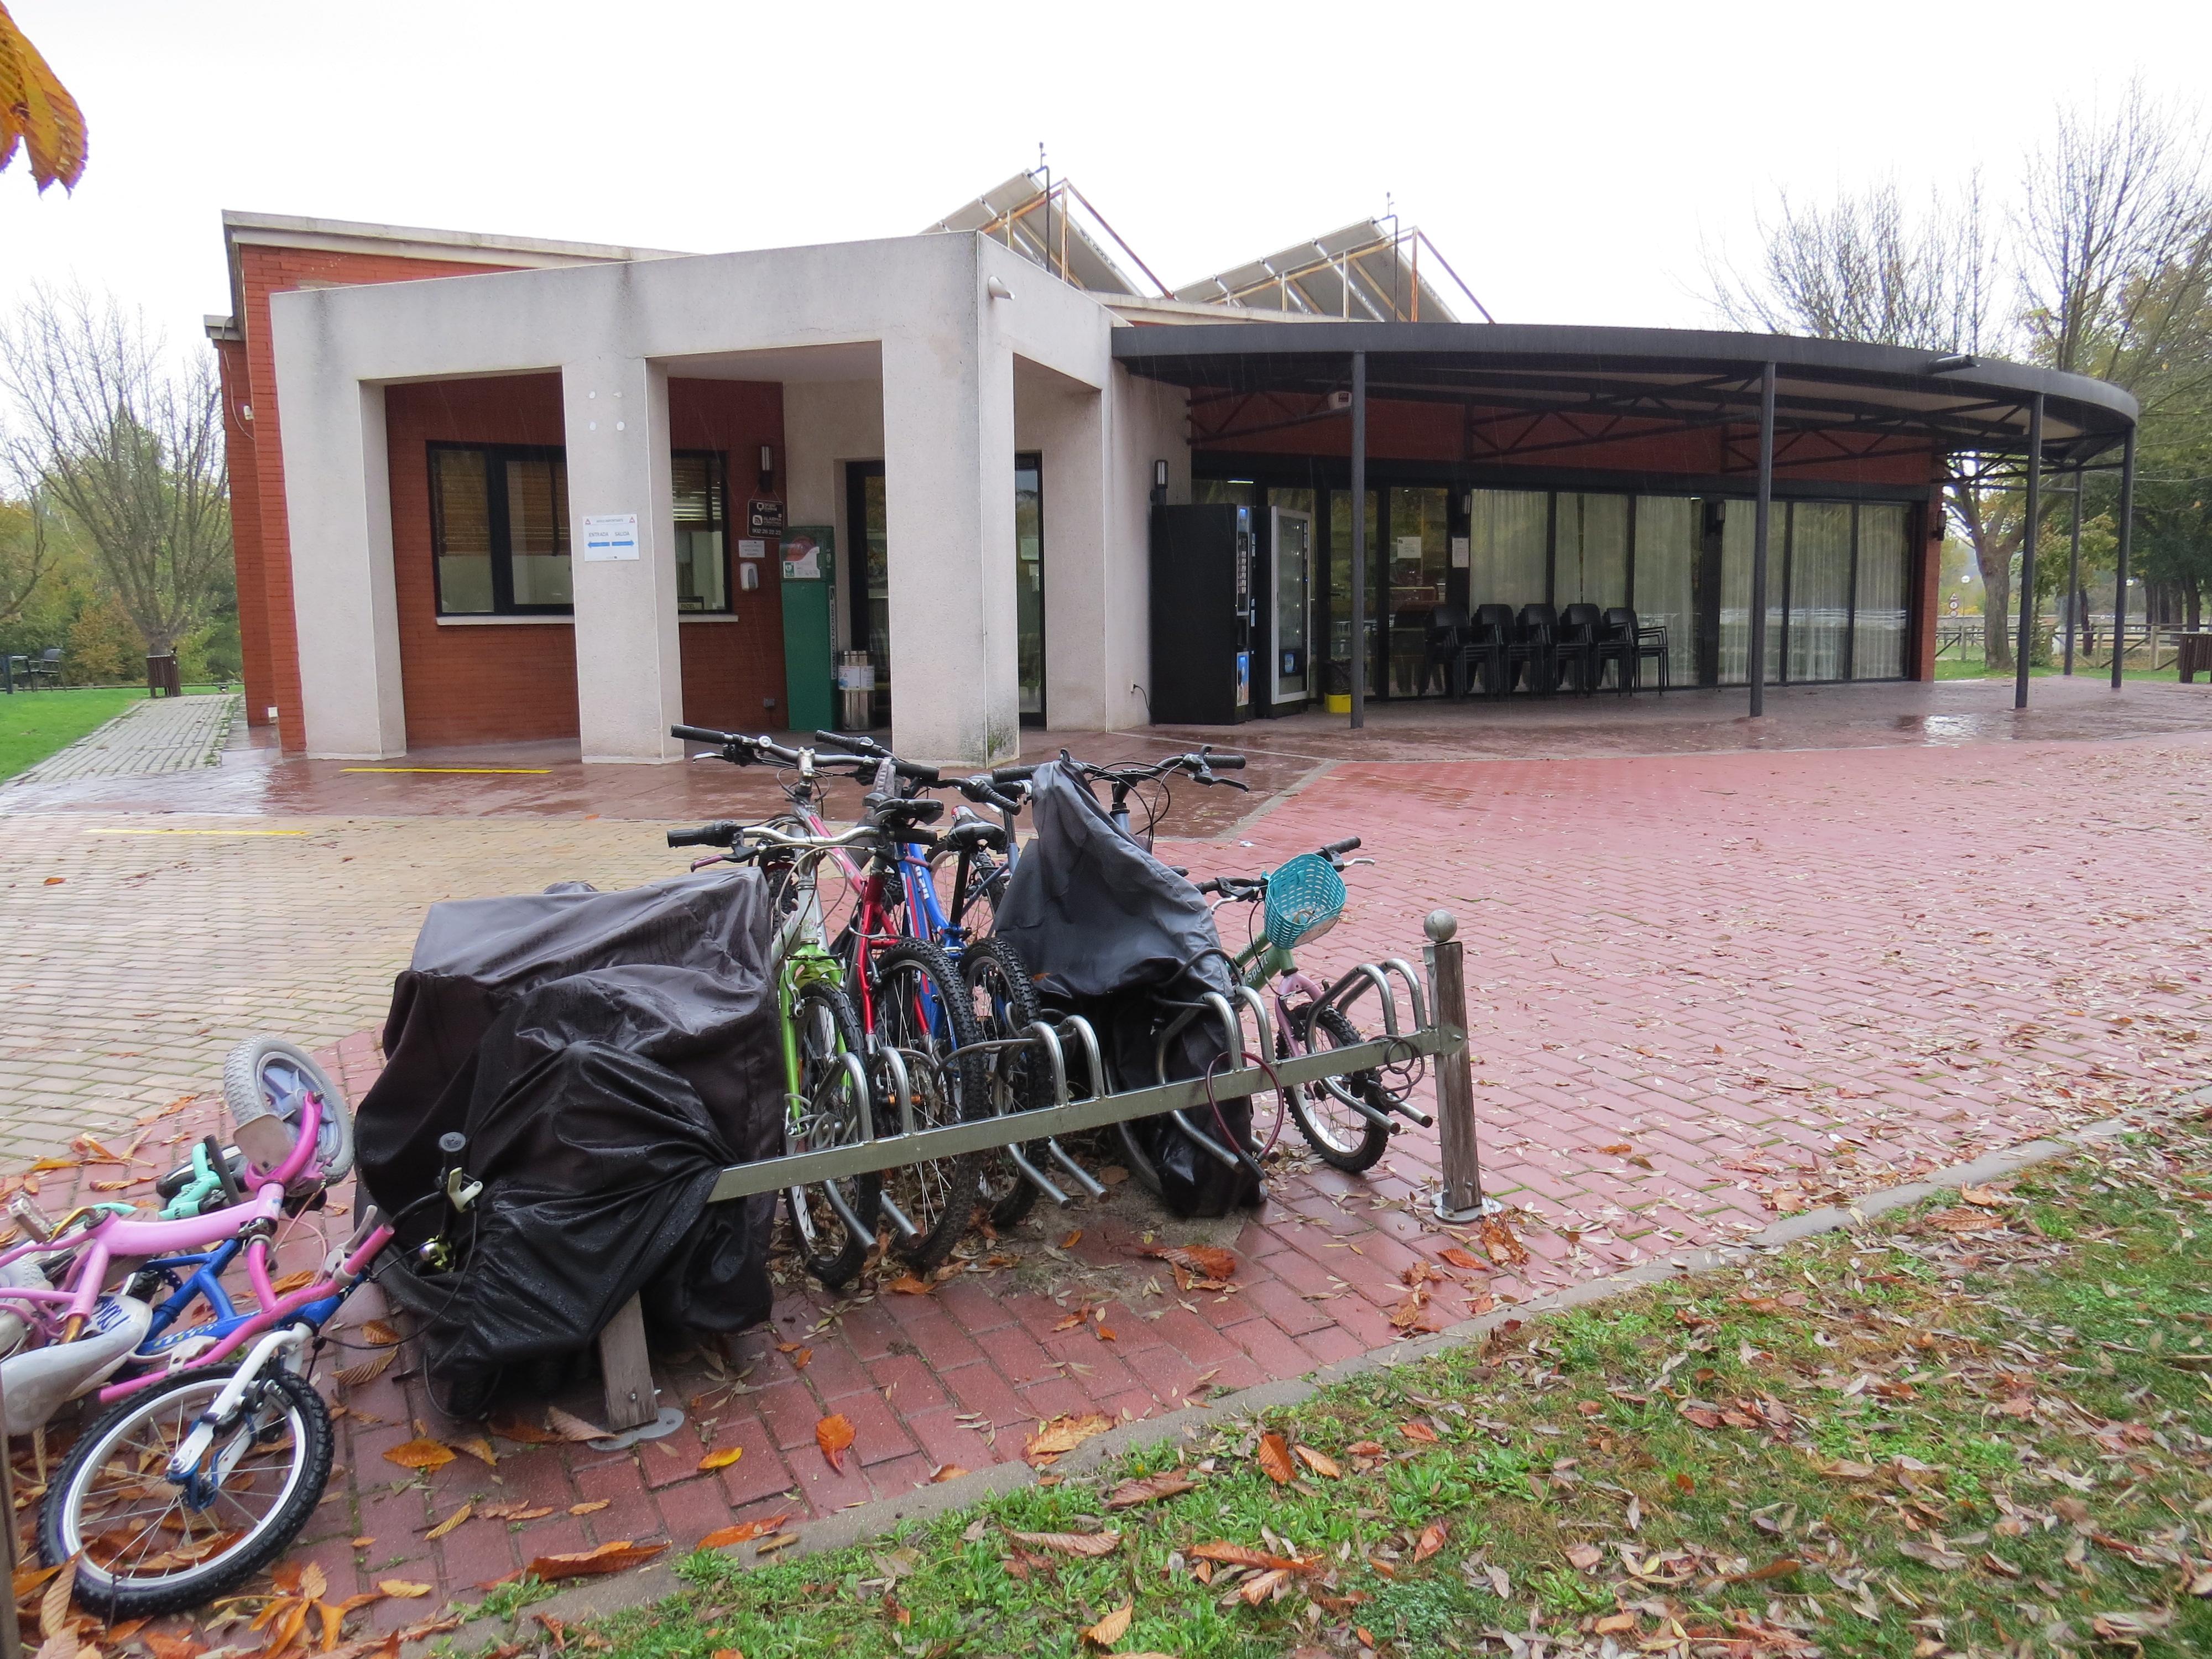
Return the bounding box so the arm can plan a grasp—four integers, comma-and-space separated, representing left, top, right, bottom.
5, 1, 2210, 361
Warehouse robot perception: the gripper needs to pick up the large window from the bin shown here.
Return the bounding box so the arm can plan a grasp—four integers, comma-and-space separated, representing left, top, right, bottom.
1465, 489, 1548, 609
1554, 493, 1628, 611
1787, 502, 1853, 683
672, 451, 729, 613
431, 444, 572, 615
1632, 496, 1698, 685
1853, 504, 1909, 679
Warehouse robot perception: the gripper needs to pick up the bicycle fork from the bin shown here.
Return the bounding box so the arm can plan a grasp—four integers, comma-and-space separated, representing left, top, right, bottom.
164, 1324, 309, 1499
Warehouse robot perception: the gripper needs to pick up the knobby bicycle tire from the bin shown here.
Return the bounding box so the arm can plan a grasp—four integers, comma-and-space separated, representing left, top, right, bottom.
868, 938, 987, 1271
786, 979, 880, 1290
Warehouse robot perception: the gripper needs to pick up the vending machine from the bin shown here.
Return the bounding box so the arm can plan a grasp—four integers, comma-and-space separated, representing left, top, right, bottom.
1148, 504, 1256, 726
1267, 505, 1313, 716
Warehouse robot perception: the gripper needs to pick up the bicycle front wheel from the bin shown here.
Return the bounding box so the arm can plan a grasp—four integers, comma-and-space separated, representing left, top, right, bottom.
44, 1365, 332, 1618
786, 979, 880, 1291
1282, 1004, 1394, 1173
870, 939, 986, 1271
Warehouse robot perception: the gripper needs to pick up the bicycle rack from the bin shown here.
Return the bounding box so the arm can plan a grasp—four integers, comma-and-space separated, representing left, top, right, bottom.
703, 920, 1482, 1214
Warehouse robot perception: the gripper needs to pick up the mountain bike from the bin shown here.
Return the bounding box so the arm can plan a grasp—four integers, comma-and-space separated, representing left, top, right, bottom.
1193, 837, 1433, 1173
669, 734, 993, 1273
806, 731, 1077, 1229
665, 818, 881, 1290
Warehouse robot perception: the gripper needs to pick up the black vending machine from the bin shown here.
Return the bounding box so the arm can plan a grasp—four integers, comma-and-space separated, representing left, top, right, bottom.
1149, 503, 1255, 726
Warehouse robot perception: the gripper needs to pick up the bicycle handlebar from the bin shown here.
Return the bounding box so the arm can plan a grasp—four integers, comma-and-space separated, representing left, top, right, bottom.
666, 821, 740, 849
813, 729, 945, 786
1321, 836, 1362, 858
671, 724, 736, 747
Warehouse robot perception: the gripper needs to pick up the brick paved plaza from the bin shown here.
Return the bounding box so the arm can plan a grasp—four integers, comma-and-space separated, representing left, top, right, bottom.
4, 676, 2210, 1623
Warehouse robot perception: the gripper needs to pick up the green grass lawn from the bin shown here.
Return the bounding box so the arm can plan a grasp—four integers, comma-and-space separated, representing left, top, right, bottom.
0, 686, 145, 781
1934, 659, 2189, 683
481, 1119, 2212, 1659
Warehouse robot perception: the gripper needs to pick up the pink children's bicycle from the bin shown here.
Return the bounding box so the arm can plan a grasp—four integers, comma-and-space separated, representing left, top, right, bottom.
2, 1037, 408, 1615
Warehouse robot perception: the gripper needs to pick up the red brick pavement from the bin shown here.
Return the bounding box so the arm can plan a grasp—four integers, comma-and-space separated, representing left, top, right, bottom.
30, 727, 2212, 1627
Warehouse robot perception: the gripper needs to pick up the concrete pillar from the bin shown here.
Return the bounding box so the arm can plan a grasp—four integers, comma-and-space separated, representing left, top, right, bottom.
1018, 362, 1107, 729
561, 356, 682, 762
881, 330, 1020, 765
291, 381, 408, 758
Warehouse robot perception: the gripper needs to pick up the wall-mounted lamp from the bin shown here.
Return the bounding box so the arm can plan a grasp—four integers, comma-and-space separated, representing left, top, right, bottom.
1151, 458, 1169, 507
758, 444, 774, 493
1928, 353, 1978, 375
987, 276, 1015, 302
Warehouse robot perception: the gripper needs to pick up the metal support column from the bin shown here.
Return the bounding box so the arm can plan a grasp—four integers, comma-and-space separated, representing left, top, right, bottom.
1349, 350, 1368, 731
2015, 393, 2044, 709
1747, 363, 1776, 717
2063, 466, 2083, 674
1426, 910, 1495, 1223
2111, 426, 2137, 689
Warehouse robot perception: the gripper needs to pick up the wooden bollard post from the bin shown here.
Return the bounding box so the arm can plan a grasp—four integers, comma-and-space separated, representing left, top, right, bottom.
1425, 909, 1496, 1223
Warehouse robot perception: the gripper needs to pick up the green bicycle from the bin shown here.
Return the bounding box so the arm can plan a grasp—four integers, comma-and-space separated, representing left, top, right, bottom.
668, 820, 880, 1289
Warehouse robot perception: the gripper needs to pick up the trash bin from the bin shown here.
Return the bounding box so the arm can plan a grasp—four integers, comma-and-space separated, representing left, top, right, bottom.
145, 653, 182, 697
836, 651, 876, 731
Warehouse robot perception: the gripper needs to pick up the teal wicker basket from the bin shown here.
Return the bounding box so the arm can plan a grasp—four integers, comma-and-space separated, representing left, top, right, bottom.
1263, 853, 1347, 952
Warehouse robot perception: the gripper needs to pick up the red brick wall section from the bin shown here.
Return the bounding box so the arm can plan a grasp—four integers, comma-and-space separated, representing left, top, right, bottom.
670, 379, 789, 732
213, 337, 272, 725
233, 243, 526, 752
383, 377, 578, 745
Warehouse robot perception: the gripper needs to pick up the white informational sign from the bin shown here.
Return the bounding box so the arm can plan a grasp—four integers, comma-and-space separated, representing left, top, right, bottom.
737, 538, 767, 560
1395, 535, 1422, 567
1451, 535, 1470, 569
581, 513, 639, 562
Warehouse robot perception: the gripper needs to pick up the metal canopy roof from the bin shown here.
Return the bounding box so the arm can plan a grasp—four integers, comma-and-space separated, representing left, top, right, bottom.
1112, 321, 2137, 467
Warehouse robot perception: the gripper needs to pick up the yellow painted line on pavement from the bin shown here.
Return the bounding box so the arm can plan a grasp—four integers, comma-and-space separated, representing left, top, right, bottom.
86, 828, 308, 837
338, 766, 552, 774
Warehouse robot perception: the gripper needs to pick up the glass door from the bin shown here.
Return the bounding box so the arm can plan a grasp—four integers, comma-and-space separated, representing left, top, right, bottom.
1325, 489, 1379, 700
1015, 453, 1045, 724
1386, 487, 1451, 696
843, 462, 891, 726
1271, 508, 1312, 704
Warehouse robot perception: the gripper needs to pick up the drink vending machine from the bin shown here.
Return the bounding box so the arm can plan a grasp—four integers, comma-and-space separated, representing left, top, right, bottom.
1147, 503, 1256, 726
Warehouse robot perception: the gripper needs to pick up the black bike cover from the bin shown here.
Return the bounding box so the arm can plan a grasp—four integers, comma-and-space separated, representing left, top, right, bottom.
992, 760, 1261, 1217
354, 872, 781, 1411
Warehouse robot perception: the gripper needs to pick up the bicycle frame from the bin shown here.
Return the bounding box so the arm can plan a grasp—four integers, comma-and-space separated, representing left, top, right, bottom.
0, 1091, 395, 1406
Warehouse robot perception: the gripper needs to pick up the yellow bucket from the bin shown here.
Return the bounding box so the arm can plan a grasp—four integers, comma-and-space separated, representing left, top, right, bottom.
1324, 693, 1352, 714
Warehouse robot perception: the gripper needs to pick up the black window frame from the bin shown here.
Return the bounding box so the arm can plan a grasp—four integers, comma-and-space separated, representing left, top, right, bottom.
429, 441, 573, 617
671, 448, 732, 615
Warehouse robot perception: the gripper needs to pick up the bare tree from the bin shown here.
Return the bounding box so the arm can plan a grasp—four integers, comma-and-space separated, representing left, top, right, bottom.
1709, 178, 2026, 666
0, 285, 230, 658
1711, 175, 1998, 353
2019, 80, 2212, 413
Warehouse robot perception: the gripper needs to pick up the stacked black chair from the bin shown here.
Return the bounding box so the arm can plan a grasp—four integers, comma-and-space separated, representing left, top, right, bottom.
1474, 604, 1528, 698
1554, 602, 1604, 695
1629, 610, 1672, 691
1515, 603, 1561, 696
1460, 604, 1511, 698
1424, 603, 1473, 697
1595, 607, 1639, 692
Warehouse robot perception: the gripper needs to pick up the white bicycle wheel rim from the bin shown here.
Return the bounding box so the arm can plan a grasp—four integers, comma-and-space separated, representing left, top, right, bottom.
59, 1376, 311, 1594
